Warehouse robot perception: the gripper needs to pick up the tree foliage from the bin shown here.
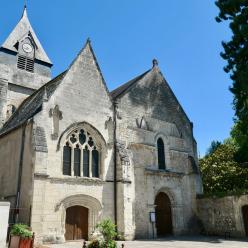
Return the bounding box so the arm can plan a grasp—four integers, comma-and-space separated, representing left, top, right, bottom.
215, 0, 248, 162
206, 140, 222, 155
199, 142, 248, 196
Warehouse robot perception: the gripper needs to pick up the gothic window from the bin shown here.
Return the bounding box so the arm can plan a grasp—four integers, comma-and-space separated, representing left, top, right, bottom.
62, 128, 100, 178
157, 138, 166, 170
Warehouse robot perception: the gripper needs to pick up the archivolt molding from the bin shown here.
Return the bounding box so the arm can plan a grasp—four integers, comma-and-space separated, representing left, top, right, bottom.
156, 187, 177, 207
55, 194, 102, 212
155, 187, 184, 235
154, 132, 170, 147
56, 194, 102, 237
57, 122, 107, 152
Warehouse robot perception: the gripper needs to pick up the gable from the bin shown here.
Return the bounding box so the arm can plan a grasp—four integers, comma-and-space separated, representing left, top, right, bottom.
48, 40, 112, 123
115, 67, 192, 137
1, 7, 52, 64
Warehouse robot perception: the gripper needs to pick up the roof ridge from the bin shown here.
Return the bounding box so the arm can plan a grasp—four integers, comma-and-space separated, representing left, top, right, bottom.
110, 69, 151, 99
0, 71, 67, 136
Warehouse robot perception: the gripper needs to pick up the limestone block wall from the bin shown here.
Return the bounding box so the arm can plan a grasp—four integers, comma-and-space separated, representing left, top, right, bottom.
130, 143, 198, 238
7, 84, 34, 110
0, 127, 23, 201
0, 51, 51, 90
30, 42, 116, 242
31, 178, 115, 243
197, 195, 248, 237
0, 201, 10, 247
114, 67, 201, 238
0, 123, 34, 224
19, 123, 35, 224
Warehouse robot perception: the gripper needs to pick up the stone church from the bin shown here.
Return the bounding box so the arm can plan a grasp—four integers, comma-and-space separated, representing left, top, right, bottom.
0, 7, 202, 243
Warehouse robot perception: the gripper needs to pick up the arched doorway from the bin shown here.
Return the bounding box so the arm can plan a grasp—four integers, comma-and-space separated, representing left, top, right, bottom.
242, 205, 248, 236
65, 205, 88, 240
155, 192, 172, 236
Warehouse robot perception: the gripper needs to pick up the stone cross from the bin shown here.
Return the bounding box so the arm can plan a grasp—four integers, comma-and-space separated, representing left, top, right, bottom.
49, 105, 63, 140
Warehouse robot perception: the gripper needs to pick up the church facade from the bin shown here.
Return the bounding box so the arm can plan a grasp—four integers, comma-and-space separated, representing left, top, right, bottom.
0, 7, 202, 243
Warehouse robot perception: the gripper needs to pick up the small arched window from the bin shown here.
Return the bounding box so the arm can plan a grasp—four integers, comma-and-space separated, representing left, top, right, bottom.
157, 138, 166, 170
62, 128, 100, 178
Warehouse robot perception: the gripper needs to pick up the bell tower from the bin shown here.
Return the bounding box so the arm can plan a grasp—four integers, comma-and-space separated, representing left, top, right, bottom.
0, 6, 52, 125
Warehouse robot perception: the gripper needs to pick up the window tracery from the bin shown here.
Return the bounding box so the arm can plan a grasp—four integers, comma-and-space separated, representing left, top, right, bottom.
63, 128, 100, 178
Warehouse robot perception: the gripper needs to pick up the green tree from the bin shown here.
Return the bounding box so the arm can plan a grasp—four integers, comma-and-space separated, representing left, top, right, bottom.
199, 142, 248, 196
206, 140, 222, 155
215, 0, 248, 162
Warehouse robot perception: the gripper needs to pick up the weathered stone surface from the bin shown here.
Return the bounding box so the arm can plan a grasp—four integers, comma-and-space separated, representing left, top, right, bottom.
0, 10, 204, 243
197, 195, 248, 237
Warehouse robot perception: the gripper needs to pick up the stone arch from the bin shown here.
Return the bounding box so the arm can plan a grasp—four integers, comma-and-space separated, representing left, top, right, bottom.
55, 194, 102, 239
57, 122, 108, 179
155, 192, 173, 236
154, 187, 183, 236
156, 187, 176, 207
57, 122, 107, 151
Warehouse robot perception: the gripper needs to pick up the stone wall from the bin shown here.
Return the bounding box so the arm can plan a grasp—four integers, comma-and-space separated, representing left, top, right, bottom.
30, 41, 116, 243
0, 123, 34, 224
0, 51, 51, 90
0, 50, 51, 125
197, 195, 248, 237
0, 127, 23, 202
115, 66, 202, 238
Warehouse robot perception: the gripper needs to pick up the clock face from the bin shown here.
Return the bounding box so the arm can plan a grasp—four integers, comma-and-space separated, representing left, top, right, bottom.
22, 43, 33, 53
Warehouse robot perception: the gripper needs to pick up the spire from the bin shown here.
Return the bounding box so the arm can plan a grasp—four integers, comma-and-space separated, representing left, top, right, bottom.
22, 3, 27, 18
1, 5, 52, 65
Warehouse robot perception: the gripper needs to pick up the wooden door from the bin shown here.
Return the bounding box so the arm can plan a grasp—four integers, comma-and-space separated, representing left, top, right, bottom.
65, 206, 88, 240
155, 192, 172, 236
242, 205, 248, 236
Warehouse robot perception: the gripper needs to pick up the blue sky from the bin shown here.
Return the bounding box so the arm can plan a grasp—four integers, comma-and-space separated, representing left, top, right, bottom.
0, 0, 233, 156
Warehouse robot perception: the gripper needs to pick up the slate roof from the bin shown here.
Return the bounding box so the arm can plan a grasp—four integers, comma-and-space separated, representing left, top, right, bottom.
1, 6, 52, 64
110, 69, 151, 99
0, 71, 67, 137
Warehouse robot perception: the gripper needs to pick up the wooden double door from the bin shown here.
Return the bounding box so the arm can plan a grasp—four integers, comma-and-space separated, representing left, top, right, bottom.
242, 205, 248, 236
65, 205, 88, 240
155, 192, 173, 236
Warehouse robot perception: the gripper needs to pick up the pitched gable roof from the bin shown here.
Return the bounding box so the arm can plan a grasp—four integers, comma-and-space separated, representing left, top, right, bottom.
110, 69, 151, 99
0, 71, 67, 137
0, 39, 110, 137
111, 66, 192, 124
1, 6, 52, 65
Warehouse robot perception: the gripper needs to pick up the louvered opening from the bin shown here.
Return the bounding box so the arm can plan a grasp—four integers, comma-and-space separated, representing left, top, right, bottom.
26, 58, 34, 72
17, 55, 34, 73
17, 55, 26, 70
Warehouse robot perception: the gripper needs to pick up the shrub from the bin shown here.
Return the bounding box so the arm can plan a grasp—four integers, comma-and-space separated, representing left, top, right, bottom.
89, 219, 117, 248
10, 224, 32, 238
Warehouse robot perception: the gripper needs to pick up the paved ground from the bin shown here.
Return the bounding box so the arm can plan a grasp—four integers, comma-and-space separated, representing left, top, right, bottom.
45, 236, 248, 248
